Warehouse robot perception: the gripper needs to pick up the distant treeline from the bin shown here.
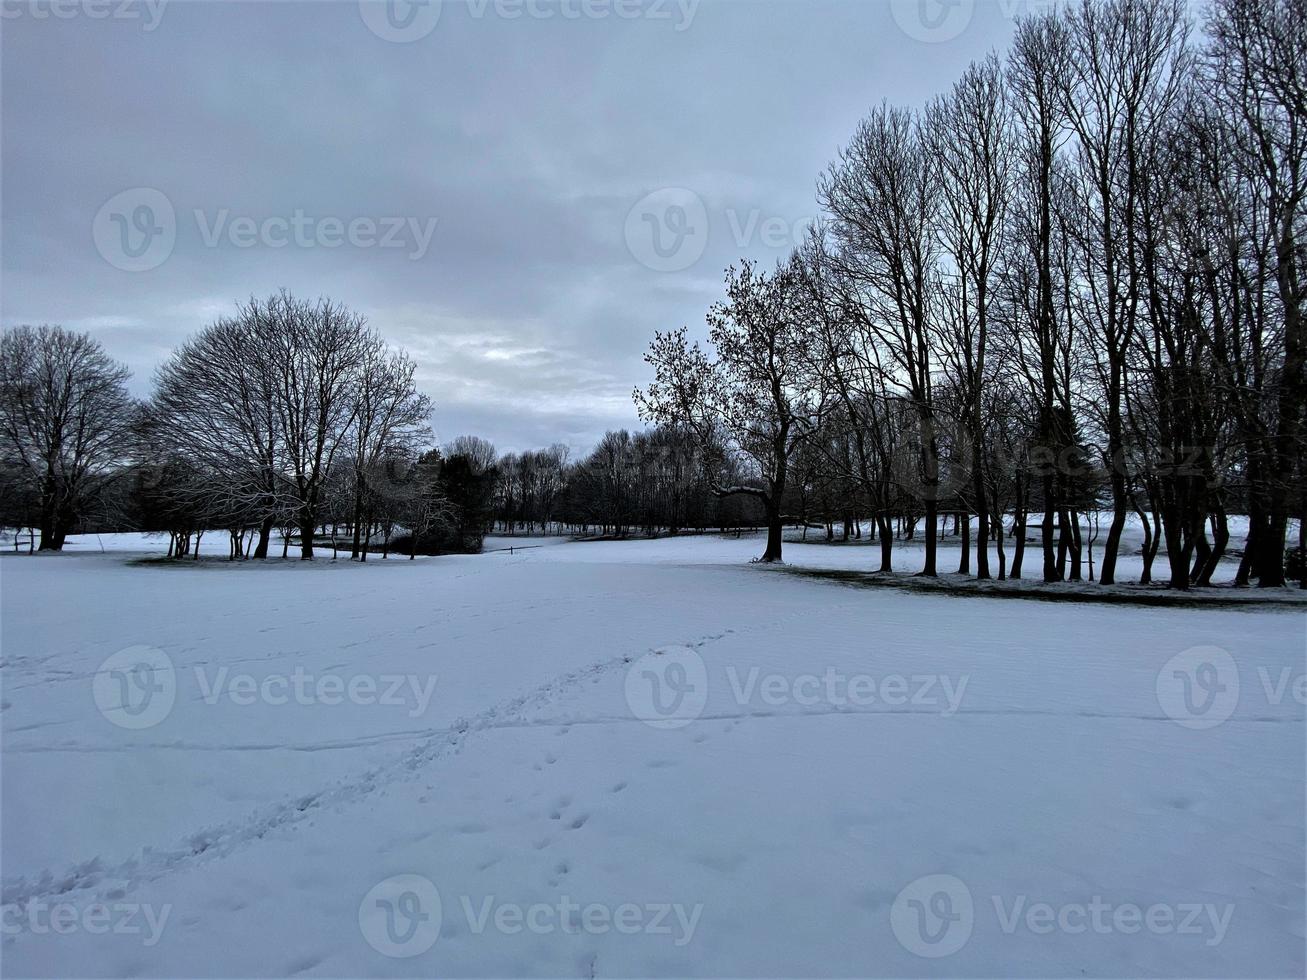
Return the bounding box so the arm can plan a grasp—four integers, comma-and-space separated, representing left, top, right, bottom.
2, 2, 1303, 590
0, 305, 761, 560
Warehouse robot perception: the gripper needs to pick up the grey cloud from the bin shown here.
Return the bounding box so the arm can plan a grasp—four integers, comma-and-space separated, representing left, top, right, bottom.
2, 0, 1016, 454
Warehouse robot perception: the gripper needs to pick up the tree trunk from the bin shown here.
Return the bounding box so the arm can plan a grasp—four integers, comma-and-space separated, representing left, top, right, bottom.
1041, 476, 1059, 582
1235, 504, 1260, 586
972, 461, 990, 579
1299, 498, 1306, 591
1010, 474, 1028, 580
760, 500, 783, 563
993, 511, 1007, 581
1133, 495, 1154, 585
1100, 438, 1128, 585
37, 507, 61, 551
921, 500, 938, 576
1161, 506, 1190, 591
1194, 510, 1228, 587
1260, 509, 1289, 587
1011, 509, 1026, 581
876, 514, 893, 572
1067, 511, 1083, 582
350, 480, 365, 559
253, 516, 274, 559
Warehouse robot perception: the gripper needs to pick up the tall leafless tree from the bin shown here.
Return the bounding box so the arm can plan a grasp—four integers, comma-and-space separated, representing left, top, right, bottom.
0, 325, 136, 550
637, 259, 820, 562
820, 104, 945, 575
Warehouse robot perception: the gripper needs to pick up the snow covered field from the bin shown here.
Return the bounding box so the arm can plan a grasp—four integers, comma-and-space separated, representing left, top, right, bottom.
1, 533, 1303, 977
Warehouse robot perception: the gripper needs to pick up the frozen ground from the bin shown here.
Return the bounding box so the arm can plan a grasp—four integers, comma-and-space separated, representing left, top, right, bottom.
1, 531, 1303, 977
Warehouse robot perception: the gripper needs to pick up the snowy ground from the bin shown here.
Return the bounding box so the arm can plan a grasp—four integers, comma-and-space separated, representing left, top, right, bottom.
1, 532, 1303, 977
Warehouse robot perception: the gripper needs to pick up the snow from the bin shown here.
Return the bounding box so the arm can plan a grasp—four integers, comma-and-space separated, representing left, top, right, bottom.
1, 532, 1303, 977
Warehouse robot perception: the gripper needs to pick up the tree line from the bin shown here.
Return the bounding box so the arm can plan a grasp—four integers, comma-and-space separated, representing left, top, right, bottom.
2, 0, 1300, 586
0, 298, 492, 559
637, 0, 1305, 589
0, 308, 765, 559
492, 427, 766, 537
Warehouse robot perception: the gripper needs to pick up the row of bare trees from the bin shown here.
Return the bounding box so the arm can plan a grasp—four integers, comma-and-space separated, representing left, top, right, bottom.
144, 291, 432, 559
494, 426, 763, 537
0, 313, 754, 557
639, 0, 1305, 589
0, 296, 507, 560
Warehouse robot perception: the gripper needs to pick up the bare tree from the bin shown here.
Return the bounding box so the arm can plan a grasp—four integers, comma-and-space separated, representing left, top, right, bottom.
350, 343, 431, 561
445, 435, 497, 475
637, 259, 820, 562
1003, 11, 1077, 582
150, 312, 287, 558
256, 292, 371, 559
1060, 0, 1191, 584
797, 224, 904, 571
820, 104, 945, 575
1204, 0, 1306, 586
0, 325, 136, 550
925, 54, 1011, 578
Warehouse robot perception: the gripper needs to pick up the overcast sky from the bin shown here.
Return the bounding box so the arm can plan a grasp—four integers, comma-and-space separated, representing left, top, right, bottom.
3, 0, 1020, 454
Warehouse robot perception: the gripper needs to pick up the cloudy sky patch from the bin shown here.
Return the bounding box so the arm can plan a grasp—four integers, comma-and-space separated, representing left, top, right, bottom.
2, 0, 1016, 452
